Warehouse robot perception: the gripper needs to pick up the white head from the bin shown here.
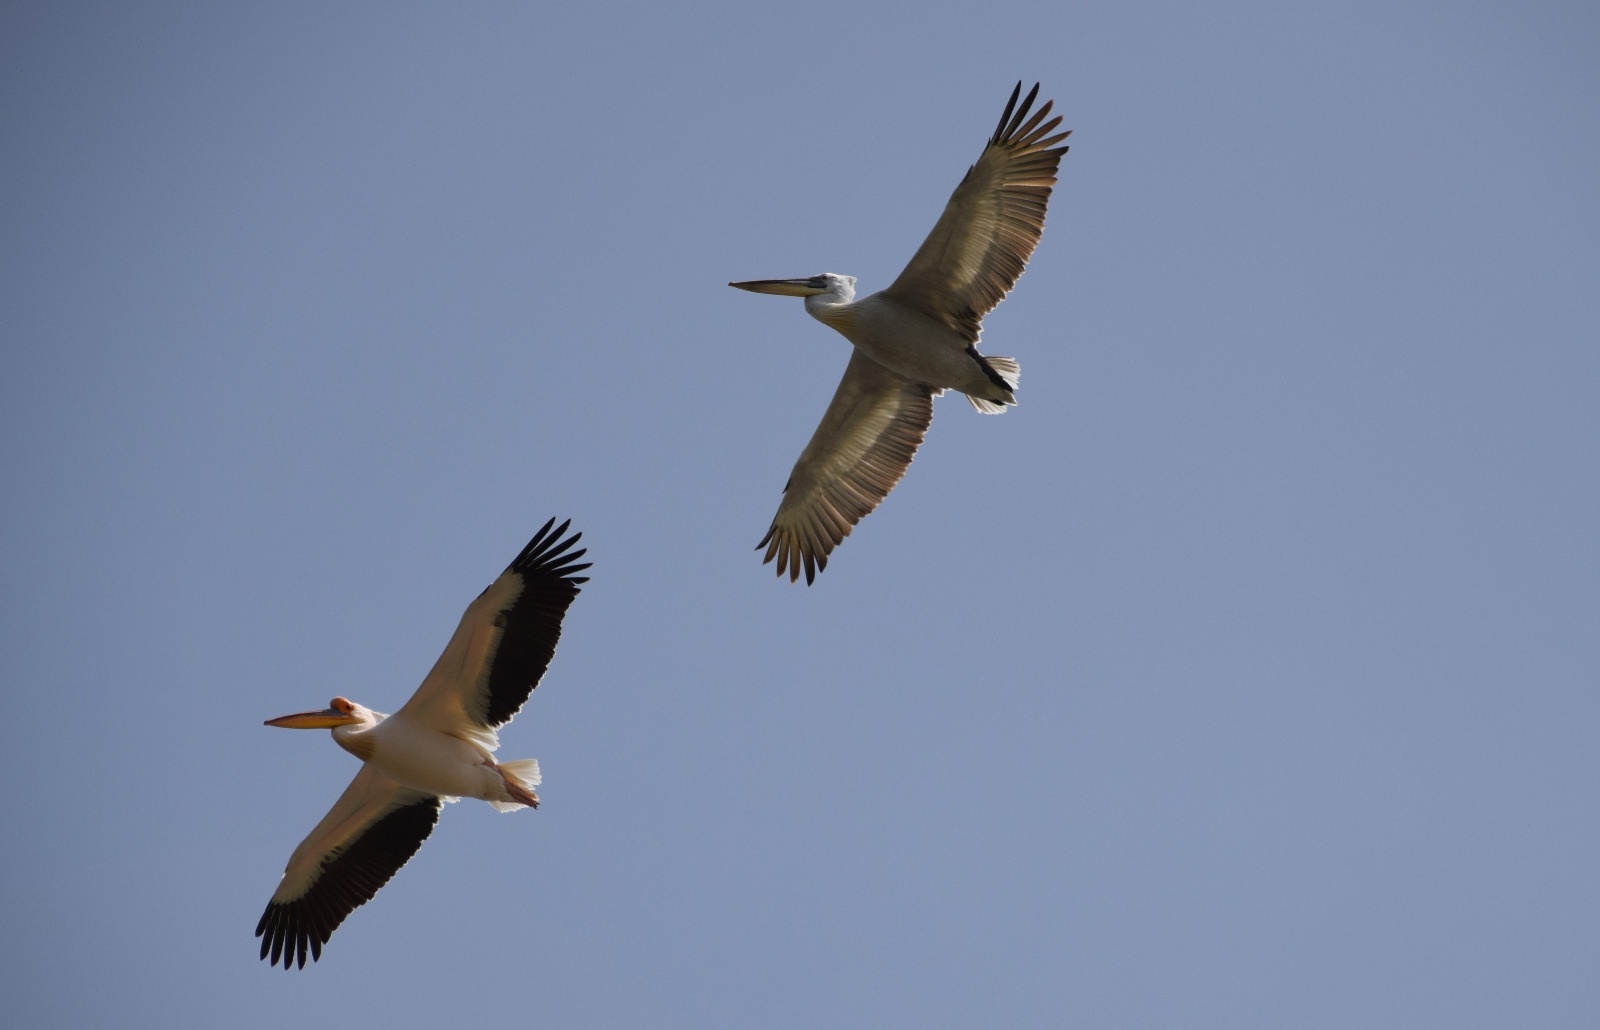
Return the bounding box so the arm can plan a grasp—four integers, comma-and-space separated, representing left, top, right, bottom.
265, 696, 386, 759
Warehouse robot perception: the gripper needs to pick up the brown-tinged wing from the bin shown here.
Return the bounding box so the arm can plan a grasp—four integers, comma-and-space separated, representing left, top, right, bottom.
758, 350, 935, 584
882, 82, 1070, 342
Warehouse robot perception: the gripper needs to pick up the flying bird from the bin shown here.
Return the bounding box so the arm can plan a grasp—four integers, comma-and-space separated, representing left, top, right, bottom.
731, 82, 1069, 584
255, 518, 590, 969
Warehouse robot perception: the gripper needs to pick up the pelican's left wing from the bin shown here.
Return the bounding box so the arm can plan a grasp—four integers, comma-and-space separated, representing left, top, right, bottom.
759, 350, 935, 584
883, 82, 1070, 342
395, 519, 589, 749
256, 765, 442, 969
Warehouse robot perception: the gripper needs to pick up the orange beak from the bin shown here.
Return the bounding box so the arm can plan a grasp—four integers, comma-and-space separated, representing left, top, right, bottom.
264, 707, 361, 729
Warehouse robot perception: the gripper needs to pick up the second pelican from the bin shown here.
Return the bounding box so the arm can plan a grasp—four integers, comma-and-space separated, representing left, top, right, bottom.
732, 82, 1070, 584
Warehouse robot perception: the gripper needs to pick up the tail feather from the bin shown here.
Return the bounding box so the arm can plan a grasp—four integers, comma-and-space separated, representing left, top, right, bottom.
488, 758, 542, 813
499, 758, 542, 787
966, 355, 1021, 414
983, 355, 1021, 391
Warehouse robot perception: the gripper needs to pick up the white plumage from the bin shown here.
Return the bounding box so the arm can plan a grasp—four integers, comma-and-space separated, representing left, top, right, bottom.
255, 518, 589, 969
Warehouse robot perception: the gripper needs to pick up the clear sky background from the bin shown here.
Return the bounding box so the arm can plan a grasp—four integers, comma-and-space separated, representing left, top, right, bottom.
3, 2, 1597, 1027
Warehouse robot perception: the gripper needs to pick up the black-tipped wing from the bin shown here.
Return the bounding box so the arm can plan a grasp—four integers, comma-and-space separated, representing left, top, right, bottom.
883, 82, 1070, 342
256, 765, 442, 969
396, 518, 590, 744
759, 350, 935, 584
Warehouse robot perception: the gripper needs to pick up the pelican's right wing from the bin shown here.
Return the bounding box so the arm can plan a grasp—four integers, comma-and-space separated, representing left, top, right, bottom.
883, 82, 1070, 341
256, 765, 442, 969
759, 350, 935, 584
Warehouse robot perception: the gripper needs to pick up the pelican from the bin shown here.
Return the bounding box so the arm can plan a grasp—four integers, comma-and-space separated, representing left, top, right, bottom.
255, 518, 590, 969
731, 82, 1070, 583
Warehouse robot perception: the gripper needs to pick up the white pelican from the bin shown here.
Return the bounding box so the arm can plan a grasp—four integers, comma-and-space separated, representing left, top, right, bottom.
255, 518, 590, 969
731, 82, 1070, 584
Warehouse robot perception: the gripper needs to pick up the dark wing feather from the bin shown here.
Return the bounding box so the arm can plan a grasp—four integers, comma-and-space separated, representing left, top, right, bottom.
882, 82, 1070, 341
480, 519, 590, 727
759, 350, 934, 584
398, 518, 590, 737
256, 766, 441, 969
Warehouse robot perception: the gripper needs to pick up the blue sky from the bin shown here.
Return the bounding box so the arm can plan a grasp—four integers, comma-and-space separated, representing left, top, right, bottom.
3, 2, 1598, 1027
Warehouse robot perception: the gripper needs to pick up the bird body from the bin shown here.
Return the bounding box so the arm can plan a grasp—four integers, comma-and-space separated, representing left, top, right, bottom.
731, 82, 1069, 583
324, 703, 540, 807
255, 518, 589, 969
804, 281, 1018, 408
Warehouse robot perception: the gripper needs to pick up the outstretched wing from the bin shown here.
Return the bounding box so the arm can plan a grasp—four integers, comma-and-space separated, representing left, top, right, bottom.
256, 765, 442, 969
395, 518, 590, 751
883, 82, 1070, 342
759, 350, 935, 584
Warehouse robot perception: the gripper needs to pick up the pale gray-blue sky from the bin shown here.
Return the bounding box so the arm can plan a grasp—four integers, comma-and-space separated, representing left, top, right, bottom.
3, 2, 1598, 1027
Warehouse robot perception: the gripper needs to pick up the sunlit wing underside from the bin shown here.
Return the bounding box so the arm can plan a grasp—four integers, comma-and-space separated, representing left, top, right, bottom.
759, 350, 935, 583
883, 82, 1071, 341
395, 518, 591, 751
257, 766, 441, 969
